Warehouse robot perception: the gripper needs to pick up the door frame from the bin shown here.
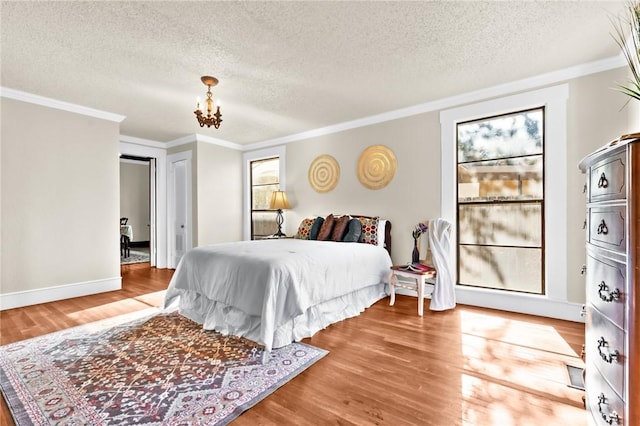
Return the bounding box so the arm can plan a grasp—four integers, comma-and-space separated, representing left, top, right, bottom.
167, 151, 193, 269
119, 141, 167, 268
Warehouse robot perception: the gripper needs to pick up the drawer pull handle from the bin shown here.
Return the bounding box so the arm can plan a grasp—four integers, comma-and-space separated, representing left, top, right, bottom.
598, 281, 621, 302
597, 393, 621, 425
597, 172, 609, 188
597, 336, 620, 364
596, 220, 609, 235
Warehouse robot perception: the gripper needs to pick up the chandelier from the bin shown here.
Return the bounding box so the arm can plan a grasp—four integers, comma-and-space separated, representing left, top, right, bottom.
194, 76, 223, 129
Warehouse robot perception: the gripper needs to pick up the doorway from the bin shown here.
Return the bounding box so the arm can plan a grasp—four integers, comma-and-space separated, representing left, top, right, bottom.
120, 155, 154, 266
119, 140, 167, 269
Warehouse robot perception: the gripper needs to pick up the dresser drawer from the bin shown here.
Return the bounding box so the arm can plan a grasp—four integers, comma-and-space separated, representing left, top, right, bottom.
586, 253, 626, 329
589, 151, 626, 202
588, 207, 626, 253
586, 307, 626, 399
586, 361, 626, 426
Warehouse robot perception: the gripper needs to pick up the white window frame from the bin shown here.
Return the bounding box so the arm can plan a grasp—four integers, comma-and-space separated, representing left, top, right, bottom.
242, 146, 287, 240
440, 84, 579, 321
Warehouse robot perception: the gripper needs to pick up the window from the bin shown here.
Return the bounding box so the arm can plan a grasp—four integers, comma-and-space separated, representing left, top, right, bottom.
249, 157, 281, 239
457, 108, 545, 294
440, 85, 569, 319
242, 146, 286, 241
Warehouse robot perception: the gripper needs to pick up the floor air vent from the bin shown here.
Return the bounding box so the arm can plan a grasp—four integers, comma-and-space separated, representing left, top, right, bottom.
566, 364, 585, 391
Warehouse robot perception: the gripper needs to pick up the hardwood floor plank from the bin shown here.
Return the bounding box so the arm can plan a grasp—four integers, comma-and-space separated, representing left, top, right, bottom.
0, 264, 587, 425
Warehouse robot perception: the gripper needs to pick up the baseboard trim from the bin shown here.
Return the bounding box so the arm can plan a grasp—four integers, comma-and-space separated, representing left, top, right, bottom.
394, 284, 585, 323
128, 241, 150, 248
0, 277, 122, 311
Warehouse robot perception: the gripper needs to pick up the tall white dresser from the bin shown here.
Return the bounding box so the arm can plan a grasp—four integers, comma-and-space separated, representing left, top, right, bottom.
578, 133, 639, 426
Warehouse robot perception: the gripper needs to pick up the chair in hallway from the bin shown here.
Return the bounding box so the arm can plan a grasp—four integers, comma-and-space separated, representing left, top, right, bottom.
120, 217, 131, 257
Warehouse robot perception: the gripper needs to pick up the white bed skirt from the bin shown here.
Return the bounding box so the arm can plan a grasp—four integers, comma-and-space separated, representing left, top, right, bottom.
171, 283, 388, 349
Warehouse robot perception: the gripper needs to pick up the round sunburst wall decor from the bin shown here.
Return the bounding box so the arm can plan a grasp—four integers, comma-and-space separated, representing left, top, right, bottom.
357, 145, 397, 190
308, 154, 340, 193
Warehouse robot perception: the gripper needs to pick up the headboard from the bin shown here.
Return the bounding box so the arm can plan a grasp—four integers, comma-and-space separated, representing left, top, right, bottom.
383, 220, 392, 256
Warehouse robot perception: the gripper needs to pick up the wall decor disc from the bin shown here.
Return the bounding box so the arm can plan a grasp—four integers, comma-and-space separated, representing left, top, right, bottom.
357, 145, 397, 190
308, 154, 340, 193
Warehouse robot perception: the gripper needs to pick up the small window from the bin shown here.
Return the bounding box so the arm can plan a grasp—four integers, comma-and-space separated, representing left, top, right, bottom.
250, 157, 280, 239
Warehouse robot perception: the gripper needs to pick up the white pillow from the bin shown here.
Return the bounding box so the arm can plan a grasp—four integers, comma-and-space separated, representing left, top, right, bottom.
377, 219, 387, 248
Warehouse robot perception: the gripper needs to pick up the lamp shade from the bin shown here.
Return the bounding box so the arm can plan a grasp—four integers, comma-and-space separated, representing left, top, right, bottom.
270, 191, 291, 210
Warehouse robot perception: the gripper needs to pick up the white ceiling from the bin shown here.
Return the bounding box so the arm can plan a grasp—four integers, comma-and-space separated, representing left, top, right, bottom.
0, 1, 628, 146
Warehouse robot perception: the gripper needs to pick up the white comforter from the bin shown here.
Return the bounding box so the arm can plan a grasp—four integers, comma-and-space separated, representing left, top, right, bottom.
164, 239, 392, 351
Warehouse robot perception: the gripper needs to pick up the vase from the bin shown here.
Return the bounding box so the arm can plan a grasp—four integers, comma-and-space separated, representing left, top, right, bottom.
412, 238, 419, 264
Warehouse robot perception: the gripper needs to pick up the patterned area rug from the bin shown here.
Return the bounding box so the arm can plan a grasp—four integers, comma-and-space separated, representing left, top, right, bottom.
120, 249, 150, 265
0, 309, 328, 425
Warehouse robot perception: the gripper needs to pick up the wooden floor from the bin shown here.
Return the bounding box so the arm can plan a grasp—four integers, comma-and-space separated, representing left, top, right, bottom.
1, 263, 587, 425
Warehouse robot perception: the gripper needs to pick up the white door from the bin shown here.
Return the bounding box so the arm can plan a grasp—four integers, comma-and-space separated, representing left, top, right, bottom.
168, 152, 192, 268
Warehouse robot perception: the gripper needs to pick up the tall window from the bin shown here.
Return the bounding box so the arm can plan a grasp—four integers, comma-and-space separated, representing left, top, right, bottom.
457, 108, 544, 294
250, 157, 281, 239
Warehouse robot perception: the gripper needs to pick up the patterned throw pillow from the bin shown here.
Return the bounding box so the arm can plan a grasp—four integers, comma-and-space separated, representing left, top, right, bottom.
295, 217, 315, 239
357, 216, 380, 245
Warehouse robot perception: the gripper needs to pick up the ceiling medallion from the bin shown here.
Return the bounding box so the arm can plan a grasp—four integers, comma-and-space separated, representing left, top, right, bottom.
357, 145, 397, 190
194, 76, 223, 129
308, 155, 340, 193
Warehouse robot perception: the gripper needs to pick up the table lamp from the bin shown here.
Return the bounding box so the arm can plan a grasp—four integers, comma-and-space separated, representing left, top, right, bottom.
269, 190, 291, 237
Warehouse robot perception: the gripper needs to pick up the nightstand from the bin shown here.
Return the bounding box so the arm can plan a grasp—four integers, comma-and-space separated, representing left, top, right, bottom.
389, 265, 436, 316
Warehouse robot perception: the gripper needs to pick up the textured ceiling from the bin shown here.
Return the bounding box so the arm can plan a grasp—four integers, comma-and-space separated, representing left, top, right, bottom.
0, 1, 628, 145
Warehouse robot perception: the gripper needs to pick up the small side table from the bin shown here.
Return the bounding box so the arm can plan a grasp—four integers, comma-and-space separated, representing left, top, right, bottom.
389, 265, 436, 316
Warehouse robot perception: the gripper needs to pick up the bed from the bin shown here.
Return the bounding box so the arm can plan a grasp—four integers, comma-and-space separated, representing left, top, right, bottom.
164, 216, 392, 353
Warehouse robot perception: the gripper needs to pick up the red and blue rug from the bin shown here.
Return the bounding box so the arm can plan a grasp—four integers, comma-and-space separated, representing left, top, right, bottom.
0, 309, 327, 425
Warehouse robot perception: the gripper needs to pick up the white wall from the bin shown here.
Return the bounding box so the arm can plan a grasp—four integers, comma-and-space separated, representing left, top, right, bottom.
0, 65, 636, 313
284, 113, 440, 265
1, 97, 121, 307
567, 67, 633, 304
167, 141, 243, 247
197, 142, 243, 245
280, 66, 635, 313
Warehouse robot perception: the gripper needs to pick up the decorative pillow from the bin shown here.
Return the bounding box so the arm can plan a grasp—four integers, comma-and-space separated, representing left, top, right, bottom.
295, 217, 315, 239
309, 217, 324, 240
317, 214, 336, 241
342, 218, 362, 242
331, 215, 351, 241
377, 219, 387, 247
357, 216, 380, 245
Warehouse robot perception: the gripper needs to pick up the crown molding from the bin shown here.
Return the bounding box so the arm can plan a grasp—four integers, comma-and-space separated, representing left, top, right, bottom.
195, 133, 244, 150
243, 54, 627, 151
0, 86, 126, 122
165, 133, 244, 151
119, 134, 166, 149
165, 134, 197, 148
3, 53, 626, 151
